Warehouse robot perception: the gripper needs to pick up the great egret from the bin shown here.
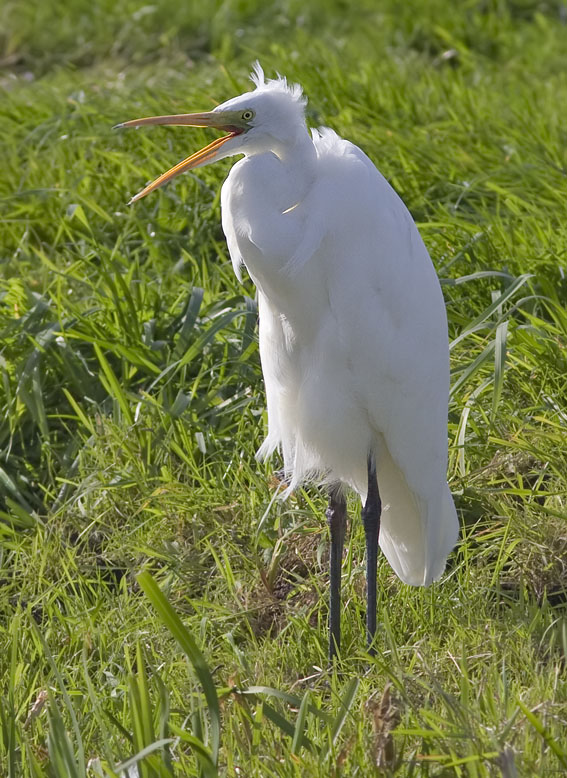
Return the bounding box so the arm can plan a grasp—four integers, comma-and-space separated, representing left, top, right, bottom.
117, 63, 459, 659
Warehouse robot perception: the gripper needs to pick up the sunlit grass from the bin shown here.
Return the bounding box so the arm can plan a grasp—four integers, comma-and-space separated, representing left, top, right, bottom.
1, 0, 567, 775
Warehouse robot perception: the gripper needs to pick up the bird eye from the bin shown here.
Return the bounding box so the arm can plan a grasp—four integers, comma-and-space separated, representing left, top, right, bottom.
241, 110, 254, 121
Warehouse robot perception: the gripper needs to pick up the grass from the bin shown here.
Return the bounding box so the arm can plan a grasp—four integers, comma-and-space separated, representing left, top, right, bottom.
1, 0, 567, 774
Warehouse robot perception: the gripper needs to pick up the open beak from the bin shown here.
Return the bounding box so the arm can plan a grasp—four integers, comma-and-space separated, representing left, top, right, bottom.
114, 111, 244, 204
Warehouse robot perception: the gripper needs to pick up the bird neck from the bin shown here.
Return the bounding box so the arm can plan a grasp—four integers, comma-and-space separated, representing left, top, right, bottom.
245, 124, 316, 172
264, 128, 317, 203
275, 127, 317, 170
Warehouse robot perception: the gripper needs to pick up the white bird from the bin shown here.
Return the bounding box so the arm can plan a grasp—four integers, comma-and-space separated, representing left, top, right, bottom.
116, 63, 459, 658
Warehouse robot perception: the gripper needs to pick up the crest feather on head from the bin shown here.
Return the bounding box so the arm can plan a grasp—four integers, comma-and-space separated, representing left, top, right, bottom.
249, 61, 307, 108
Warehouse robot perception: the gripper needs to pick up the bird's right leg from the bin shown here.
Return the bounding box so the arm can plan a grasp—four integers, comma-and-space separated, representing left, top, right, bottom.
327, 486, 347, 661
362, 454, 381, 655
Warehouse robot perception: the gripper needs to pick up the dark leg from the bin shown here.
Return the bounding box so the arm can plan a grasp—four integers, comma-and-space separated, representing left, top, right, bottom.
362, 455, 381, 655
327, 486, 347, 661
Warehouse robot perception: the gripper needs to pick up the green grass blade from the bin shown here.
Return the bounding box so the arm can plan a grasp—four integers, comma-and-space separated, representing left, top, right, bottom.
321, 678, 359, 761
491, 320, 509, 421
259, 701, 318, 753
172, 286, 205, 360
242, 686, 332, 724
450, 341, 495, 398
450, 274, 532, 349
136, 571, 220, 768
30, 621, 86, 777
168, 723, 217, 768
113, 740, 175, 777
291, 690, 311, 756
46, 693, 83, 778
93, 342, 134, 425
518, 700, 567, 769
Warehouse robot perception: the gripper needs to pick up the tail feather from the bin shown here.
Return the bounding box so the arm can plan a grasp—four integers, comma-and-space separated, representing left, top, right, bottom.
376, 447, 458, 586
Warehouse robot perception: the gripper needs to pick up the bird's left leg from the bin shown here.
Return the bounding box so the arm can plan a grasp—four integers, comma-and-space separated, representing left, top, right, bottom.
362, 455, 381, 655
327, 485, 347, 661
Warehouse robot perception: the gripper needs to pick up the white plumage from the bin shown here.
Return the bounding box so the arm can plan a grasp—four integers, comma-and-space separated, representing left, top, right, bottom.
220, 75, 457, 586
119, 63, 458, 653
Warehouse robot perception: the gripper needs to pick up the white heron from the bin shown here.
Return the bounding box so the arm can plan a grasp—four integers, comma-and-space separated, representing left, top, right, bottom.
116, 63, 458, 659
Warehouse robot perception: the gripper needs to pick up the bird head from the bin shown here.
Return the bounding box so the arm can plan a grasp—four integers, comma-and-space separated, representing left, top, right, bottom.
116, 63, 307, 204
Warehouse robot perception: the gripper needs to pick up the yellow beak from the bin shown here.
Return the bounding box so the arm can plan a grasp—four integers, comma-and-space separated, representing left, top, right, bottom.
115, 111, 244, 204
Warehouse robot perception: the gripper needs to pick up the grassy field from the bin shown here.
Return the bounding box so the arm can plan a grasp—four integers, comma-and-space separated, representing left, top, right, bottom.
1, 0, 567, 775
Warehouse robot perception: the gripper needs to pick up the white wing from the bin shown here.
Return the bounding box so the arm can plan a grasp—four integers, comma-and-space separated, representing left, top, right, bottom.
221, 129, 458, 586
